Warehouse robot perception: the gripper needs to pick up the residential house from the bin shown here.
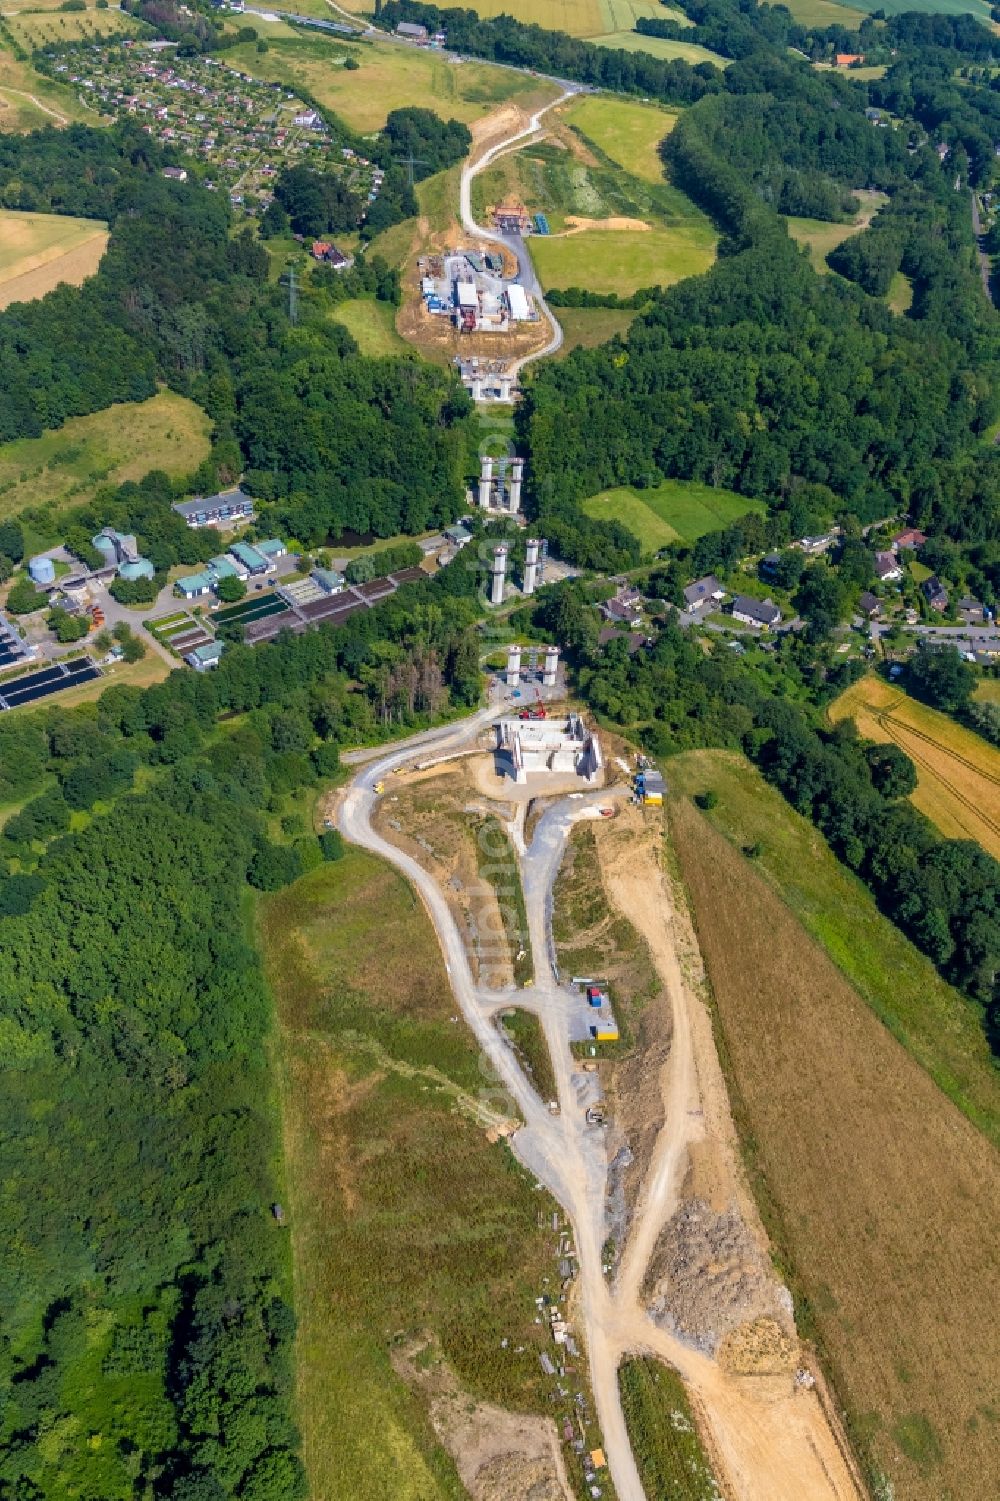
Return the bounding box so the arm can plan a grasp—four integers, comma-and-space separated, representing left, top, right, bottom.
857, 591, 882, 618
396, 20, 428, 39
759, 552, 782, 581
162, 165, 188, 181
311, 241, 353, 270
683, 574, 725, 612
958, 595, 985, 624
731, 595, 782, 629
444, 523, 472, 549
875, 550, 902, 582
796, 532, 838, 556
835, 52, 863, 65
922, 576, 949, 611
597, 627, 648, 654
602, 596, 641, 625
892, 527, 928, 550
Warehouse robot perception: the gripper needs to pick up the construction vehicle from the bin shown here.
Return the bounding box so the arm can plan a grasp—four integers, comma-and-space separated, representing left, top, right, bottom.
518, 686, 547, 721
373, 781, 384, 795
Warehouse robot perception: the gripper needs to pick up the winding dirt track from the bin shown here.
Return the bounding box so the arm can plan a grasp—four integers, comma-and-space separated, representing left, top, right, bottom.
339, 712, 865, 1501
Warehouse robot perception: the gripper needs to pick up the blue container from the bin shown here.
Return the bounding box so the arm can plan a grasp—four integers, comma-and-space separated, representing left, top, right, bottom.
28, 555, 55, 586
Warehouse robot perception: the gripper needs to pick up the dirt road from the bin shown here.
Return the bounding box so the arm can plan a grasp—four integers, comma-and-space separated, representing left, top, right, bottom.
459, 92, 577, 377
338, 711, 865, 1501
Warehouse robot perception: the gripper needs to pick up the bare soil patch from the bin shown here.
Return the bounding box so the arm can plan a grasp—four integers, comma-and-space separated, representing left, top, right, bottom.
560, 214, 650, 234
668, 792, 1000, 1501
393, 1337, 575, 1501
375, 759, 517, 986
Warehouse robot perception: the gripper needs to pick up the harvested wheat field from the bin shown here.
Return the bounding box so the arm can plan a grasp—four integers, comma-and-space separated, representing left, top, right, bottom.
0, 209, 107, 308
830, 673, 1000, 858
668, 792, 1000, 1501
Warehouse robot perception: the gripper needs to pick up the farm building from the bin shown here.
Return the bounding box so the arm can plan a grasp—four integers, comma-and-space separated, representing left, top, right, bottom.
731, 595, 782, 629
395, 20, 428, 39
173, 488, 254, 528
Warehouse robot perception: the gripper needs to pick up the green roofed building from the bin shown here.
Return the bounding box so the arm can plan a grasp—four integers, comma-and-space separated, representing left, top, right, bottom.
256, 538, 287, 561
176, 572, 214, 598
229, 541, 269, 576
208, 556, 241, 582
118, 557, 156, 582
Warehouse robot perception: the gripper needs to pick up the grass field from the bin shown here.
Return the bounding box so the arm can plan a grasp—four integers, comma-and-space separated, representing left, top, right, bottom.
562, 93, 678, 184
532, 223, 715, 293
786, 190, 887, 273
257, 851, 597, 1501
667, 773, 1000, 1501
842, 0, 991, 14
667, 750, 1000, 1144
582, 479, 763, 553
0, 392, 212, 518
440, 0, 675, 35
592, 28, 729, 65
8, 5, 140, 48
0, 47, 95, 131
332, 297, 411, 357
778, 0, 865, 22
500, 1009, 558, 1102
556, 304, 636, 353
886, 269, 913, 313
618, 1359, 722, 1501
829, 674, 1000, 858
0, 208, 107, 310
224, 32, 555, 133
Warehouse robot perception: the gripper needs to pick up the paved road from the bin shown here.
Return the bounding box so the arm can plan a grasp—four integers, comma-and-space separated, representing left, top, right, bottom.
459, 91, 578, 378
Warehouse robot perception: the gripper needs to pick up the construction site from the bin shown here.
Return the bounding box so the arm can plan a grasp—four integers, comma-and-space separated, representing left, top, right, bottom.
419, 249, 539, 335
336, 707, 867, 1501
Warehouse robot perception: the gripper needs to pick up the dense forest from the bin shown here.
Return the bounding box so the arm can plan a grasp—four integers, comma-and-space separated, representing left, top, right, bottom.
521, 49, 1000, 569
0, 570, 485, 1496
0, 123, 472, 541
